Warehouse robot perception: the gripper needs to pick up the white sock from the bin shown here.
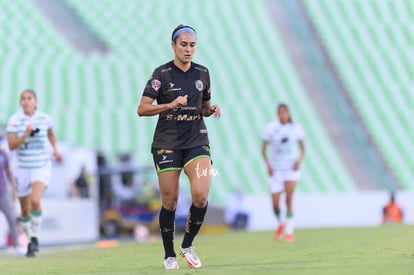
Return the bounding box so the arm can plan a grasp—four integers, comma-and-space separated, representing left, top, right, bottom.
285, 214, 294, 235
19, 217, 32, 240
31, 211, 42, 238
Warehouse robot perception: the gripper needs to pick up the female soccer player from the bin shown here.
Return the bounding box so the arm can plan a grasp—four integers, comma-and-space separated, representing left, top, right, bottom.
7, 89, 62, 257
137, 25, 220, 269
262, 104, 305, 242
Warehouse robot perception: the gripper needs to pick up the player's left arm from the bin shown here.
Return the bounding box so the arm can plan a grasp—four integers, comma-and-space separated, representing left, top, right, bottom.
293, 124, 305, 170
47, 128, 62, 162
202, 100, 221, 118
201, 71, 220, 118
293, 140, 305, 170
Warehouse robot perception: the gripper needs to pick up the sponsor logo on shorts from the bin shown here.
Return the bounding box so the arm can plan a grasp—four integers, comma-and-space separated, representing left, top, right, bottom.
156, 149, 174, 155
156, 150, 174, 165
159, 154, 173, 165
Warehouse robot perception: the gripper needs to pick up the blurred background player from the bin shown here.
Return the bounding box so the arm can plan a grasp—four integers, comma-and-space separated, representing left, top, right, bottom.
6, 89, 62, 257
0, 139, 23, 254
137, 25, 220, 269
262, 103, 305, 242
224, 187, 249, 230
382, 192, 403, 224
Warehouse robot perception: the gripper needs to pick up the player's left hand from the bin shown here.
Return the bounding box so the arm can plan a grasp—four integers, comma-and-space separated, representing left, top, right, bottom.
293, 159, 301, 170
53, 150, 63, 163
209, 105, 221, 118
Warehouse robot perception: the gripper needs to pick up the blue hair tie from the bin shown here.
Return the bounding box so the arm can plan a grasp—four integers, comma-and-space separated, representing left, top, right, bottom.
172, 27, 196, 41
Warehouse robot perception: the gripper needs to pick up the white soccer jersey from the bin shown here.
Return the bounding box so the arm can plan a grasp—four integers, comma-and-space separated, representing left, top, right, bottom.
263, 121, 305, 170
6, 110, 53, 169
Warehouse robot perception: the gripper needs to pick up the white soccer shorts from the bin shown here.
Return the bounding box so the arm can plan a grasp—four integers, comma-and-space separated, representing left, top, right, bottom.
14, 163, 51, 197
269, 169, 300, 193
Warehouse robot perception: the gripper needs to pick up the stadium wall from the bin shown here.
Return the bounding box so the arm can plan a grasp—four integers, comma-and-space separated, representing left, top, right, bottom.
0, 199, 99, 247
245, 191, 414, 231
0, 141, 99, 247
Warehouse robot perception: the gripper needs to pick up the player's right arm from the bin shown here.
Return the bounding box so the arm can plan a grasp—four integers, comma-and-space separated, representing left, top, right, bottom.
262, 123, 274, 176
137, 69, 188, 116
261, 141, 273, 176
137, 95, 187, 116
6, 117, 33, 150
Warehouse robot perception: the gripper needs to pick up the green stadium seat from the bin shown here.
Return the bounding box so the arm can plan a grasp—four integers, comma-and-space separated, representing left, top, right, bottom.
0, 0, 360, 206
304, 0, 414, 190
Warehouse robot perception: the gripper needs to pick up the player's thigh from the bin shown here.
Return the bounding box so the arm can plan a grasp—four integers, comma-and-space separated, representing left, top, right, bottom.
284, 170, 300, 197
183, 146, 212, 196
31, 181, 47, 203
184, 157, 211, 190
30, 165, 51, 203
270, 171, 285, 194
152, 148, 183, 209
157, 170, 181, 199
271, 192, 282, 207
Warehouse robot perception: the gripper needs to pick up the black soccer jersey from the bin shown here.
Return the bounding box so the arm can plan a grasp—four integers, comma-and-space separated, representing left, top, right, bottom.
143, 61, 211, 149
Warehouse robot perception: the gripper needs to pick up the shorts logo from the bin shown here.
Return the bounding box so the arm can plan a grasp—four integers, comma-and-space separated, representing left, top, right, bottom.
195, 80, 203, 91
151, 79, 161, 91
159, 154, 173, 165
156, 149, 174, 155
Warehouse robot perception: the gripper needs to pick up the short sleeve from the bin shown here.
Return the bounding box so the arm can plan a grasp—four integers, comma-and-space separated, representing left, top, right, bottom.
142, 69, 162, 99
46, 114, 54, 129
295, 124, 305, 141
263, 123, 273, 142
6, 115, 18, 134
202, 69, 211, 101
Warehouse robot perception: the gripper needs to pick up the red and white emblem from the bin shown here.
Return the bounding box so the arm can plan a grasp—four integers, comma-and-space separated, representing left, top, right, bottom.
151, 79, 161, 91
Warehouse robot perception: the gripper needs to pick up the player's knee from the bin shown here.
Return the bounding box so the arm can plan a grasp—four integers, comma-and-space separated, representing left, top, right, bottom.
162, 199, 178, 211
192, 194, 208, 208
31, 199, 41, 210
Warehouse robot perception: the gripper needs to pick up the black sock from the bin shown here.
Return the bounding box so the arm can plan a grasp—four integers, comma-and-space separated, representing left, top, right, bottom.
181, 203, 208, 249
159, 207, 176, 259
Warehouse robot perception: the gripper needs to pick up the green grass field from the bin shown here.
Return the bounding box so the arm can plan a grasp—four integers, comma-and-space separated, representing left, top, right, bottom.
0, 225, 413, 274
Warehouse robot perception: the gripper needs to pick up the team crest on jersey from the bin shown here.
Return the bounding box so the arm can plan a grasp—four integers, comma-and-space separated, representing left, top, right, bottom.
151, 79, 161, 91
195, 80, 203, 91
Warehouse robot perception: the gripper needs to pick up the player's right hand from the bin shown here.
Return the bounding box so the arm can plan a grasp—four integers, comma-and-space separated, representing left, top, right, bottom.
24, 123, 33, 136
171, 95, 188, 108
